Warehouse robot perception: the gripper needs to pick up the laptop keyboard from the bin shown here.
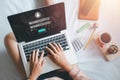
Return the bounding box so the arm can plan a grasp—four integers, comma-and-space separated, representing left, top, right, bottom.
23, 34, 69, 61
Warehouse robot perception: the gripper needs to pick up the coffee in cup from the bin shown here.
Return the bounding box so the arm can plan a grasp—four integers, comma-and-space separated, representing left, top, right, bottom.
99, 33, 111, 44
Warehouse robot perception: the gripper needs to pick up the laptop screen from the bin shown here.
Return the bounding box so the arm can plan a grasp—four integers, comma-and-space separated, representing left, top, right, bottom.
8, 3, 66, 42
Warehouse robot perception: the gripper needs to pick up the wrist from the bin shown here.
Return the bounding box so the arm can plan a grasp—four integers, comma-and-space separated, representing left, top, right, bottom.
29, 75, 37, 80
62, 64, 73, 73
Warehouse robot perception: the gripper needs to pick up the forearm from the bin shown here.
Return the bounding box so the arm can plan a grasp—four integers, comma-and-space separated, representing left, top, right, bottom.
29, 76, 36, 80
62, 63, 73, 73
67, 65, 90, 80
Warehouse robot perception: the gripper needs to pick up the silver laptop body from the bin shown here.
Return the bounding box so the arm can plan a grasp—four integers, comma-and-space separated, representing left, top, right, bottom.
8, 3, 77, 77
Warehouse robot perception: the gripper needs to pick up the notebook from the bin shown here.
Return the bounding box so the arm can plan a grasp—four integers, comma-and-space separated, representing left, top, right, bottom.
78, 0, 100, 20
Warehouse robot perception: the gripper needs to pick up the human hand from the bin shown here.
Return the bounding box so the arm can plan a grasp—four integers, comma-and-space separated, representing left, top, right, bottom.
46, 43, 73, 72
29, 50, 45, 80
44, 0, 54, 5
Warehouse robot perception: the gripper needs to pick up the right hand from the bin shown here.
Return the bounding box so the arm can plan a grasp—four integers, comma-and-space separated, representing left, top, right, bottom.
29, 50, 45, 80
46, 43, 73, 72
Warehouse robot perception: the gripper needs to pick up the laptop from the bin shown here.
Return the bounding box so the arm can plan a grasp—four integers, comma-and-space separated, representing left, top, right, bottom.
7, 3, 77, 77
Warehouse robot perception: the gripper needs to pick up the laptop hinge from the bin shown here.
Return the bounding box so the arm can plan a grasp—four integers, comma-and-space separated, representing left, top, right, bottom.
60, 30, 67, 33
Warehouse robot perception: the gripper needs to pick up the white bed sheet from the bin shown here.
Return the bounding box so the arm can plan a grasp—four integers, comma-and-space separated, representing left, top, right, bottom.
0, 0, 120, 80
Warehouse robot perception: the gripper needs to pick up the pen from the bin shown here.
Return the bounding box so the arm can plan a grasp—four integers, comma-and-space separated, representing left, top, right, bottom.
84, 23, 98, 50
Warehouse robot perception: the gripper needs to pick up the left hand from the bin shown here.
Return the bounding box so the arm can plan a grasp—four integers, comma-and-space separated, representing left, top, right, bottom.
29, 50, 45, 80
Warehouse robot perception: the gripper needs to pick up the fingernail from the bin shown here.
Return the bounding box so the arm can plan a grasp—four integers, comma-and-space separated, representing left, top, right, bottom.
38, 49, 39, 52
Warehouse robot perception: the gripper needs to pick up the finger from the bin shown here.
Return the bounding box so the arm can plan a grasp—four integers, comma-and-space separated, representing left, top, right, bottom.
58, 43, 63, 51
40, 60, 45, 70
29, 54, 31, 63
39, 51, 44, 63
46, 47, 55, 56
48, 54, 52, 60
29, 54, 33, 72
48, 54, 54, 62
49, 43, 58, 53
32, 50, 35, 62
29, 54, 32, 66
41, 60, 45, 68
35, 49, 39, 63
53, 43, 60, 51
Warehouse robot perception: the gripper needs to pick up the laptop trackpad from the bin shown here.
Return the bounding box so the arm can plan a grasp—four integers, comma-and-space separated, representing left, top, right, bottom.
42, 57, 60, 74
41, 50, 77, 74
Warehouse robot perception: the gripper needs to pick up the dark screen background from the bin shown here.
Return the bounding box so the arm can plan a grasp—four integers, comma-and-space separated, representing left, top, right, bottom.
8, 3, 66, 42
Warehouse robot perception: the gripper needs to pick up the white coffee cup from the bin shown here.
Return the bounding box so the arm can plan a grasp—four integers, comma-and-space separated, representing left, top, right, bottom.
99, 32, 111, 45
